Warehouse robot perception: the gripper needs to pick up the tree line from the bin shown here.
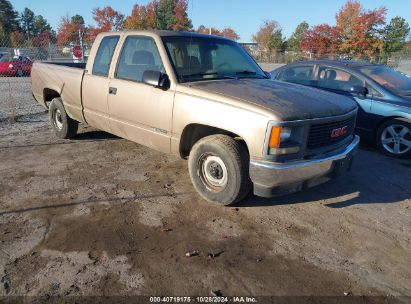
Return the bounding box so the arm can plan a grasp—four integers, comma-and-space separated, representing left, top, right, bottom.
0, 0, 53, 47
56, 0, 240, 46
253, 0, 410, 60
1, 0, 410, 60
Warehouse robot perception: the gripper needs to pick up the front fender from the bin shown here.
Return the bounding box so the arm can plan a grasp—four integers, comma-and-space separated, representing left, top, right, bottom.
372, 100, 411, 121
172, 92, 271, 159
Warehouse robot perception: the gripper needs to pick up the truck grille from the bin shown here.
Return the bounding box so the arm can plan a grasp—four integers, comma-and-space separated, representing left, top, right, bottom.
307, 115, 356, 148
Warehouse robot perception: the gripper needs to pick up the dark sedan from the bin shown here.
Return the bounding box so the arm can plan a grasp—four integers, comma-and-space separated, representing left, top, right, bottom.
271, 60, 411, 158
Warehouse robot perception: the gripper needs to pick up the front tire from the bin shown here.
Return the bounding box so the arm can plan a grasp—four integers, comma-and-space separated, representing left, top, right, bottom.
188, 135, 252, 205
376, 118, 411, 158
49, 98, 78, 139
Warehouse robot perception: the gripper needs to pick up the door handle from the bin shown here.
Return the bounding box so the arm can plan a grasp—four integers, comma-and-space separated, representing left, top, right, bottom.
109, 87, 117, 95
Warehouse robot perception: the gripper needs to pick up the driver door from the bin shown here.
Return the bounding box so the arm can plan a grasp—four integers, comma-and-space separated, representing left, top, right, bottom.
107, 35, 174, 153
315, 66, 373, 133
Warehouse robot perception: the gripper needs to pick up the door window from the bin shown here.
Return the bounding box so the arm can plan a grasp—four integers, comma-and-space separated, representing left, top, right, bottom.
115, 36, 164, 82
277, 66, 313, 85
92, 36, 120, 77
316, 67, 363, 92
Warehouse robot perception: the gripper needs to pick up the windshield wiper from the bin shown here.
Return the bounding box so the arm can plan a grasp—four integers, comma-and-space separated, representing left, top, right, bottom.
180, 72, 238, 81
235, 70, 257, 75
235, 70, 268, 79
181, 72, 218, 78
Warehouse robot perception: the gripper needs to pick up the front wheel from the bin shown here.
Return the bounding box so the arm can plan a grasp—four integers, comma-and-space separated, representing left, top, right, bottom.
376, 118, 411, 158
188, 135, 252, 205
49, 98, 78, 139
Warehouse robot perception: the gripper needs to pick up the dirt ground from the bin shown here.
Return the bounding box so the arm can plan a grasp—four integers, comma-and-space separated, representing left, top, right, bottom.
0, 78, 410, 302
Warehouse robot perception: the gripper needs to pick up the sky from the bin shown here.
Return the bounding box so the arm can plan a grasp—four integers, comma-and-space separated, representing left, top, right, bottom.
11, 0, 411, 42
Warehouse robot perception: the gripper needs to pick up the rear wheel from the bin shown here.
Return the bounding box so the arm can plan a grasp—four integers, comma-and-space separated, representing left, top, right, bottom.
49, 98, 78, 139
188, 135, 251, 205
376, 118, 411, 158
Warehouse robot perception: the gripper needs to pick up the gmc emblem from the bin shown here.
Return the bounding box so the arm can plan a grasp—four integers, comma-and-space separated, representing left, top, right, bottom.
331, 126, 348, 138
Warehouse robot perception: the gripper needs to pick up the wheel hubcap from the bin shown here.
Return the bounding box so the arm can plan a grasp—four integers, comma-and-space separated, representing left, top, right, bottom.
198, 154, 228, 191
54, 109, 63, 130
381, 124, 411, 155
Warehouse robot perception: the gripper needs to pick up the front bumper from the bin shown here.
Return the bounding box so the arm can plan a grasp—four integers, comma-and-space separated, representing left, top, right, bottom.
250, 135, 360, 198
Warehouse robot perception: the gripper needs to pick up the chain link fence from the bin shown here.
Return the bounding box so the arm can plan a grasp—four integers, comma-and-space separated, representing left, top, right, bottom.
1, 37, 410, 125
240, 43, 411, 75
0, 36, 92, 124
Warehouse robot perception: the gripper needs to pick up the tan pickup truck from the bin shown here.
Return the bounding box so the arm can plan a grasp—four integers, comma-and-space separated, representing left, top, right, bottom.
31, 30, 360, 205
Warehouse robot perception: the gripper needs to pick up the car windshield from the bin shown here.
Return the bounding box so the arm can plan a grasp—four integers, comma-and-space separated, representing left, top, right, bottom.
0, 56, 18, 62
358, 65, 411, 96
162, 36, 267, 83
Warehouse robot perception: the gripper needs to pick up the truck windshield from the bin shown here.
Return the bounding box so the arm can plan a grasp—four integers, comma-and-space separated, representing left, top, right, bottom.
358, 65, 411, 96
162, 36, 267, 83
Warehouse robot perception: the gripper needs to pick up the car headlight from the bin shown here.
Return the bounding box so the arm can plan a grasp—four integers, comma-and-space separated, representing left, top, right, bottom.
8, 64, 13, 69
268, 126, 292, 148
280, 127, 292, 141
268, 126, 300, 155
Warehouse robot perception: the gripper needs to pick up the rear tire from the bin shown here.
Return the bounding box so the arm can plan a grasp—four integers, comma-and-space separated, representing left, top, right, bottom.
49, 98, 78, 139
188, 135, 252, 205
376, 118, 411, 158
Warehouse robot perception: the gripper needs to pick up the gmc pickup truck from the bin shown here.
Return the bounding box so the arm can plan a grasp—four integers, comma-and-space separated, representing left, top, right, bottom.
31, 30, 360, 205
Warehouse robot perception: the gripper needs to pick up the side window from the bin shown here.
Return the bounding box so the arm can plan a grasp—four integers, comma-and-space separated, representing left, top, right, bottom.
366, 82, 383, 97
116, 36, 164, 82
277, 66, 313, 85
316, 67, 363, 92
92, 36, 120, 77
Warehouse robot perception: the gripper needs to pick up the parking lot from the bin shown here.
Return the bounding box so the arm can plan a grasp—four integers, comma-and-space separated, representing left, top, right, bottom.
0, 78, 410, 300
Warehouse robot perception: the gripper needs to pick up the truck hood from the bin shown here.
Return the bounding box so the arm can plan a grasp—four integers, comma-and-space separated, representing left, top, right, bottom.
187, 79, 357, 120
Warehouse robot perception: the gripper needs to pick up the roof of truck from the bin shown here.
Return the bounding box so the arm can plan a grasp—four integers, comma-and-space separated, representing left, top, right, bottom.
101, 30, 231, 40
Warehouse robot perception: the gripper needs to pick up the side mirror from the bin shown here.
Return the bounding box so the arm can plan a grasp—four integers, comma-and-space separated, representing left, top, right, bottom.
350, 85, 368, 96
142, 70, 170, 89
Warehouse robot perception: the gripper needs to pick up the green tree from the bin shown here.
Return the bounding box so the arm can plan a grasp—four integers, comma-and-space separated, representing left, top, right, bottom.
156, 0, 192, 31
286, 21, 309, 50
252, 20, 284, 52
20, 7, 35, 39
0, 23, 6, 44
156, 0, 176, 30
71, 14, 85, 26
33, 15, 51, 35
384, 16, 410, 53
0, 0, 19, 35
271, 27, 284, 50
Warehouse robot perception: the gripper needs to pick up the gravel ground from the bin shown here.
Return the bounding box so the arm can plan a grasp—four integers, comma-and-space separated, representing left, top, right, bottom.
0, 78, 410, 302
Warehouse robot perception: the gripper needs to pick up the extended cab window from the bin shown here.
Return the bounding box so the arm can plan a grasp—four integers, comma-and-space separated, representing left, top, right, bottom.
277, 66, 313, 85
315, 67, 363, 92
116, 36, 164, 82
92, 36, 120, 77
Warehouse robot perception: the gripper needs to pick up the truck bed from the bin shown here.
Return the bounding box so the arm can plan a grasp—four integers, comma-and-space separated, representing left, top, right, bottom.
31, 61, 86, 123
41, 61, 87, 69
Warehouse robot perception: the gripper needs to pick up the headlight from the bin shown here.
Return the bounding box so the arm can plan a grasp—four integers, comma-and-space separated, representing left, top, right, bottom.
268, 126, 292, 148
8, 64, 13, 69
280, 127, 292, 141
268, 126, 300, 155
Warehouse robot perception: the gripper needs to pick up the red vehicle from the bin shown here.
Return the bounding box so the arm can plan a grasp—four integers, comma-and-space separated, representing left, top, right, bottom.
0, 55, 33, 77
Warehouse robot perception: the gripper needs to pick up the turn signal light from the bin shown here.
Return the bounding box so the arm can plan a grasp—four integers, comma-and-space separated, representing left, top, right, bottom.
269, 126, 281, 148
